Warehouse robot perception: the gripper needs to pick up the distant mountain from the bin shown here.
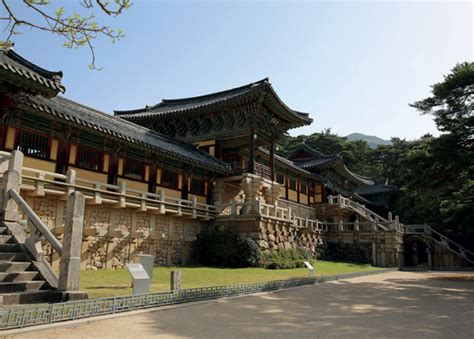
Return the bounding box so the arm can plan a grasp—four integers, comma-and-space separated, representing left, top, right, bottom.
345, 133, 391, 148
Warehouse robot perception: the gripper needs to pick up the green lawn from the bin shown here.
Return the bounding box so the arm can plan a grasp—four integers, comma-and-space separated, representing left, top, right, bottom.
80, 261, 378, 299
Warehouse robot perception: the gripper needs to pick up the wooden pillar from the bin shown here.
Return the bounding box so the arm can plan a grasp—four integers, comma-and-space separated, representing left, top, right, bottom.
148, 164, 157, 193
215, 139, 222, 160
55, 141, 70, 175
247, 133, 256, 174
108, 154, 118, 186
269, 142, 275, 182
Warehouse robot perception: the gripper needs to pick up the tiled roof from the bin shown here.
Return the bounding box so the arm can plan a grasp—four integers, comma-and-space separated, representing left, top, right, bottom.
0, 47, 65, 96
257, 147, 323, 180
19, 95, 232, 174
114, 78, 312, 127
293, 154, 340, 169
290, 150, 373, 186
287, 143, 324, 160
356, 179, 398, 195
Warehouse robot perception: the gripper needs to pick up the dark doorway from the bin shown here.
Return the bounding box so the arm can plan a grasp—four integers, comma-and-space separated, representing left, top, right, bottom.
404, 239, 429, 267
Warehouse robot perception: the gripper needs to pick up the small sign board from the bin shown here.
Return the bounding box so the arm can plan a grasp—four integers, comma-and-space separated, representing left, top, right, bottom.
304, 261, 315, 277
126, 263, 151, 295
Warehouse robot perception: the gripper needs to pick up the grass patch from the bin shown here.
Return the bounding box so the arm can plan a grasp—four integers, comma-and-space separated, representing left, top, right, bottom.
80, 260, 378, 299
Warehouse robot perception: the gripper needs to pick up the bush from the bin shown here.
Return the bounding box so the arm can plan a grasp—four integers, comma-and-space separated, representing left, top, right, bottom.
260, 247, 314, 270
192, 227, 260, 267
323, 241, 371, 264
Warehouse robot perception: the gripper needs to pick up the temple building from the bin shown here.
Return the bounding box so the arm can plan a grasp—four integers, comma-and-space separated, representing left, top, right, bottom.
1, 46, 469, 297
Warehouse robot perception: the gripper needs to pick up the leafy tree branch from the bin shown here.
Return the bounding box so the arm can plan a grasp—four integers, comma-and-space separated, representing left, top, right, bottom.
0, 0, 131, 69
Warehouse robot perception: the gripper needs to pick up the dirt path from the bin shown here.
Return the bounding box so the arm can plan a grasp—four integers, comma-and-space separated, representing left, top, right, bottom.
6, 271, 474, 338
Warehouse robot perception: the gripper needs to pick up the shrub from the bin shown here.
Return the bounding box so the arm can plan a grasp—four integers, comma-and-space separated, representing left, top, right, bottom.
192, 227, 260, 267
323, 241, 371, 264
260, 247, 314, 270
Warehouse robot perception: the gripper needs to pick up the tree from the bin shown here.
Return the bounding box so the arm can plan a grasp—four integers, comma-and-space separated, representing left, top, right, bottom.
0, 0, 132, 69
411, 62, 474, 149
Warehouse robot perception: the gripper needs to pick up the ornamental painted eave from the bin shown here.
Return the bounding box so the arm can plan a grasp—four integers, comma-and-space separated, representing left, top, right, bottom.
0, 47, 65, 97
114, 78, 313, 128
18, 94, 232, 175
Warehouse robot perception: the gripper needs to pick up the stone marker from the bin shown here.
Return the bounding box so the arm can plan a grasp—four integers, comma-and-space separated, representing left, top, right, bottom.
126, 263, 151, 295
135, 254, 154, 283
171, 270, 181, 292
304, 261, 315, 277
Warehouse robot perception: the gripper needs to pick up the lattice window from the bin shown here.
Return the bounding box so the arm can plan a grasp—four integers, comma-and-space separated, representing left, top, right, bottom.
76, 147, 102, 171
190, 179, 206, 195
289, 178, 297, 190
17, 130, 49, 159
161, 169, 179, 188
300, 182, 308, 194
276, 174, 285, 185
123, 159, 144, 181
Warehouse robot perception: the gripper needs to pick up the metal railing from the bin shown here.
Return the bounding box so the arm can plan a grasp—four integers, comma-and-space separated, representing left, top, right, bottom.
0, 268, 396, 331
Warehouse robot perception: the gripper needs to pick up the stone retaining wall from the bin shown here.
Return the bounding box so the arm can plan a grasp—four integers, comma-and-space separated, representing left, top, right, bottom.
19, 194, 205, 270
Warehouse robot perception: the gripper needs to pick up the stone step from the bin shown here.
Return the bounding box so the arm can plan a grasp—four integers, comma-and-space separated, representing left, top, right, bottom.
0, 261, 32, 272
0, 271, 38, 282
0, 252, 27, 261
0, 235, 13, 244
0, 280, 46, 293
0, 243, 21, 252
0, 290, 57, 305
0, 226, 7, 234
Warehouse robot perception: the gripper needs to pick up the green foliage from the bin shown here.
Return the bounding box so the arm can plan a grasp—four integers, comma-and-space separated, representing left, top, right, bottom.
277, 62, 473, 250
323, 242, 372, 264
1, 0, 132, 69
260, 247, 312, 270
192, 227, 261, 268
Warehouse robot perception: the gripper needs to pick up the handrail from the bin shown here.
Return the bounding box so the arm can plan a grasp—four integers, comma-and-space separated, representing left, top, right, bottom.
16, 163, 216, 218
328, 195, 391, 230
404, 224, 474, 263
8, 189, 63, 255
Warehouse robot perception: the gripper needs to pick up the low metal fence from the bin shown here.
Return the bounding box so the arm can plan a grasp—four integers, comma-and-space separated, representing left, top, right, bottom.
0, 268, 396, 330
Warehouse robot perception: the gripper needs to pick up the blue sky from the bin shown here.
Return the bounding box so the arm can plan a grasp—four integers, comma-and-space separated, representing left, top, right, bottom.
3, 1, 473, 140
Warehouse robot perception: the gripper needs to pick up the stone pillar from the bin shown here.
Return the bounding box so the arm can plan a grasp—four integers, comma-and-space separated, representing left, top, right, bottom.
59, 191, 86, 294
1, 150, 23, 221
372, 242, 377, 266
427, 247, 433, 269
170, 270, 181, 292
241, 174, 262, 214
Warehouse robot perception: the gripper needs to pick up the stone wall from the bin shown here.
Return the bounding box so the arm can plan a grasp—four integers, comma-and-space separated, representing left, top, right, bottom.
19, 193, 205, 270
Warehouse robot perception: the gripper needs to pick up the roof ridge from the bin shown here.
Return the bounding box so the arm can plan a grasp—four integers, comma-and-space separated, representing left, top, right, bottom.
159, 78, 269, 105
114, 78, 269, 115
4, 48, 63, 79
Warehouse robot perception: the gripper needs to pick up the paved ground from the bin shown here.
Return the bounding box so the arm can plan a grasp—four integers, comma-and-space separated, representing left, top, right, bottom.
6, 271, 474, 338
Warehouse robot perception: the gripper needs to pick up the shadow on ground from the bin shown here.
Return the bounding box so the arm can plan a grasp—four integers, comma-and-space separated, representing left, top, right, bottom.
137, 271, 474, 338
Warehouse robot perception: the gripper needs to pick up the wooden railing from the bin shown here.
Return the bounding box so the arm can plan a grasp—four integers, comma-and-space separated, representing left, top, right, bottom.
0, 151, 215, 220
231, 159, 272, 179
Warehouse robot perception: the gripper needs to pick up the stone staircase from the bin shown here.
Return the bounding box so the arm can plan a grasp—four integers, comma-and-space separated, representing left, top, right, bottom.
0, 222, 58, 305
404, 224, 474, 265
328, 195, 393, 231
